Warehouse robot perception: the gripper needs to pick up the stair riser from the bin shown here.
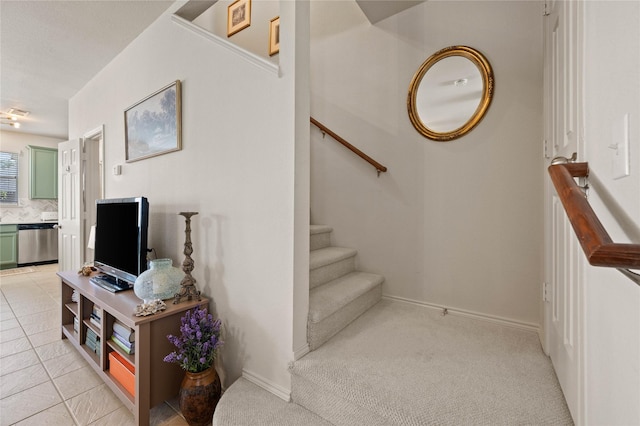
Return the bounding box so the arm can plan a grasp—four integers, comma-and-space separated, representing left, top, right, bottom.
291, 374, 388, 426
310, 257, 355, 289
308, 285, 382, 350
310, 232, 332, 251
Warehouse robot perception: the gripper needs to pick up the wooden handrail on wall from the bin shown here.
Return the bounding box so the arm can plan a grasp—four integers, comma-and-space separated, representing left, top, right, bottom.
548, 162, 640, 284
310, 117, 387, 176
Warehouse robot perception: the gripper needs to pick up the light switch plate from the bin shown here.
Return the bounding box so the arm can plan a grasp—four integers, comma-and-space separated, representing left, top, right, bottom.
612, 114, 630, 180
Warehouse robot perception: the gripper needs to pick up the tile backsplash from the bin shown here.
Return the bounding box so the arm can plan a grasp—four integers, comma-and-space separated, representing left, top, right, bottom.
0, 198, 58, 223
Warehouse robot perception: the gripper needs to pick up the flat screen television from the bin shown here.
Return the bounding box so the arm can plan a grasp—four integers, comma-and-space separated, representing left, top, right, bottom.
93, 197, 149, 286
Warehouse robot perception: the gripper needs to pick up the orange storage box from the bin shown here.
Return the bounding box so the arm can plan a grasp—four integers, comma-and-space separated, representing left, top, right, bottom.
109, 351, 135, 396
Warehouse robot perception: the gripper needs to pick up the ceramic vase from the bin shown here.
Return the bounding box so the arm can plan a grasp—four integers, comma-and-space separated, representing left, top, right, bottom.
179, 367, 222, 426
134, 259, 184, 303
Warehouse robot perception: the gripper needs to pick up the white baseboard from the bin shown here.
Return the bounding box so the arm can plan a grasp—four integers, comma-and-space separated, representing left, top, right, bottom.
294, 343, 310, 360
242, 369, 291, 402
383, 295, 540, 334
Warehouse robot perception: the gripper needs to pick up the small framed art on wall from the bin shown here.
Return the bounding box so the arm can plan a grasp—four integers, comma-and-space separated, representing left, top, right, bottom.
228, 0, 251, 37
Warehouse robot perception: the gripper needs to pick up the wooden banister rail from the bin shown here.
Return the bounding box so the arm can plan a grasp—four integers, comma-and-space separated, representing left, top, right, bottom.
548, 162, 640, 281
310, 117, 387, 176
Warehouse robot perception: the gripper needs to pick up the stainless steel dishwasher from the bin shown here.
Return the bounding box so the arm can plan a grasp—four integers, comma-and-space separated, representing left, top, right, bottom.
17, 223, 58, 265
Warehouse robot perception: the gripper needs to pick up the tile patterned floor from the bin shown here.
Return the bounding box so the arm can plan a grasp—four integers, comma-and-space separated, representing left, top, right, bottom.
0, 264, 190, 426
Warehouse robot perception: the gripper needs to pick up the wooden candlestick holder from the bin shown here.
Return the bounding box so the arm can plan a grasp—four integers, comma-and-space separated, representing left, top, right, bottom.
174, 212, 201, 304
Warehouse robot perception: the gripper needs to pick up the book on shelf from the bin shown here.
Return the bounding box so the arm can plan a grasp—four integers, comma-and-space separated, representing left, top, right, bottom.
92, 343, 101, 357
112, 320, 135, 342
90, 305, 102, 328
73, 317, 79, 333
111, 335, 135, 354
85, 328, 101, 355
112, 331, 134, 349
86, 327, 97, 339
86, 328, 98, 340
92, 305, 103, 319
89, 315, 101, 329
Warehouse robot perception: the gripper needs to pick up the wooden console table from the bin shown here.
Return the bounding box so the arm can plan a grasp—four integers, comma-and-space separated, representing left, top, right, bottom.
58, 271, 207, 425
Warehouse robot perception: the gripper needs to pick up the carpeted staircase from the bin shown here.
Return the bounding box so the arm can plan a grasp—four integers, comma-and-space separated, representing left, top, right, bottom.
307, 225, 384, 350
212, 226, 573, 425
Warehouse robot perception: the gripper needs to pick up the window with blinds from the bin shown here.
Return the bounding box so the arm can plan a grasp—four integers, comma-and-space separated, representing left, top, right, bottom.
0, 152, 19, 204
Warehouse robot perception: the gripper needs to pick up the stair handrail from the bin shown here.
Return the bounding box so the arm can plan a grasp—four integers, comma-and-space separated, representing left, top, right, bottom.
548, 162, 640, 285
310, 117, 388, 176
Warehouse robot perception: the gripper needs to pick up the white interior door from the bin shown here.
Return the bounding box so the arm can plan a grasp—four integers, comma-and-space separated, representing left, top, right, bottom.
58, 139, 84, 272
543, 0, 584, 423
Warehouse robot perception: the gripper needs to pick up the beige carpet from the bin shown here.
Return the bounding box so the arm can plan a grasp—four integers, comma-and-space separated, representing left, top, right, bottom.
215, 299, 573, 425
213, 377, 331, 426
291, 299, 573, 425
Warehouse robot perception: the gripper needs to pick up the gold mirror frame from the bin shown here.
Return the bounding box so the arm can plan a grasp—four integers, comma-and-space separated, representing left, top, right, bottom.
407, 46, 494, 142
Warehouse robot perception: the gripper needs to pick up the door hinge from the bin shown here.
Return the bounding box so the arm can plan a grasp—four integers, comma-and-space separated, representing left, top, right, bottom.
544, 139, 549, 159
543, 281, 550, 302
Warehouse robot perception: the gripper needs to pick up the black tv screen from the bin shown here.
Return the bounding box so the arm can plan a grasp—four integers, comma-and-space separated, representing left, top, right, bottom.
94, 197, 149, 284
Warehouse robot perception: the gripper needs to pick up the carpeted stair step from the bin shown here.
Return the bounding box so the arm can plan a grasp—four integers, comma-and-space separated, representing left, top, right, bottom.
309, 246, 357, 289
213, 377, 332, 426
308, 271, 384, 350
290, 371, 390, 425
310, 225, 333, 251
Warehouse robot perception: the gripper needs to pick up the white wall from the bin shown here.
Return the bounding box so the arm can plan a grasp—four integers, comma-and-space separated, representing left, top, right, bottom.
193, 0, 279, 61
0, 130, 62, 222
583, 1, 640, 423
310, 1, 544, 326
69, 1, 309, 395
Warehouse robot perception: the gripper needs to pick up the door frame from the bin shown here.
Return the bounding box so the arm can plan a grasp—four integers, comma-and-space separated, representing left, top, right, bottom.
83, 125, 104, 199
82, 125, 104, 263
541, 0, 586, 424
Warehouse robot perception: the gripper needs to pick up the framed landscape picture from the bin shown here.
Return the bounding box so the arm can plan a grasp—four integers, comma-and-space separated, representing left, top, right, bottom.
269, 16, 280, 56
125, 80, 182, 163
228, 0, 251, 37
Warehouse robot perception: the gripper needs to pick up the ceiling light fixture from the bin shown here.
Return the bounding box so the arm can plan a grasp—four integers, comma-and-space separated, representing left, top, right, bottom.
1, 111, 25, 129
0, 120, 21, 129
7, 108, 30, 117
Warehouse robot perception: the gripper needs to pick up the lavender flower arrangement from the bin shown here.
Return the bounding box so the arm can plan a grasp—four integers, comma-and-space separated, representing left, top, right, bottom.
164, 307, 223, 373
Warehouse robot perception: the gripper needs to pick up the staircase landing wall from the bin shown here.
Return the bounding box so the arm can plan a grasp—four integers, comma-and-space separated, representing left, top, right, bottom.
310, 0, 544, 327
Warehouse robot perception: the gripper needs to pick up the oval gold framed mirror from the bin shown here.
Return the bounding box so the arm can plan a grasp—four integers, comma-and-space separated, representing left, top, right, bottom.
408, 46, 494, 142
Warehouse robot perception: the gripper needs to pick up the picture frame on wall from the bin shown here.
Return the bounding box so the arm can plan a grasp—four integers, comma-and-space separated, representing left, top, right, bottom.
269, 16, 280, 56
125, 80, 182, 163
228, 0, 251, 37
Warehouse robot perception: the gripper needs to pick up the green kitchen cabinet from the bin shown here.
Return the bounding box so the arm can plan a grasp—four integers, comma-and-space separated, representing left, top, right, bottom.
0, 225, 18, 270
29, 146, 58, 199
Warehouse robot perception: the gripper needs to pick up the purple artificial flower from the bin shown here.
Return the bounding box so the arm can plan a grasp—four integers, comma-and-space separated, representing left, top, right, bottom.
164, 306, 224, 373
163, 352, 177, 363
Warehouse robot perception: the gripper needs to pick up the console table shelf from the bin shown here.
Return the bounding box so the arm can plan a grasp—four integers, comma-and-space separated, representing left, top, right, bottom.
58, 271, 207, 425
64, 302, 78, 315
